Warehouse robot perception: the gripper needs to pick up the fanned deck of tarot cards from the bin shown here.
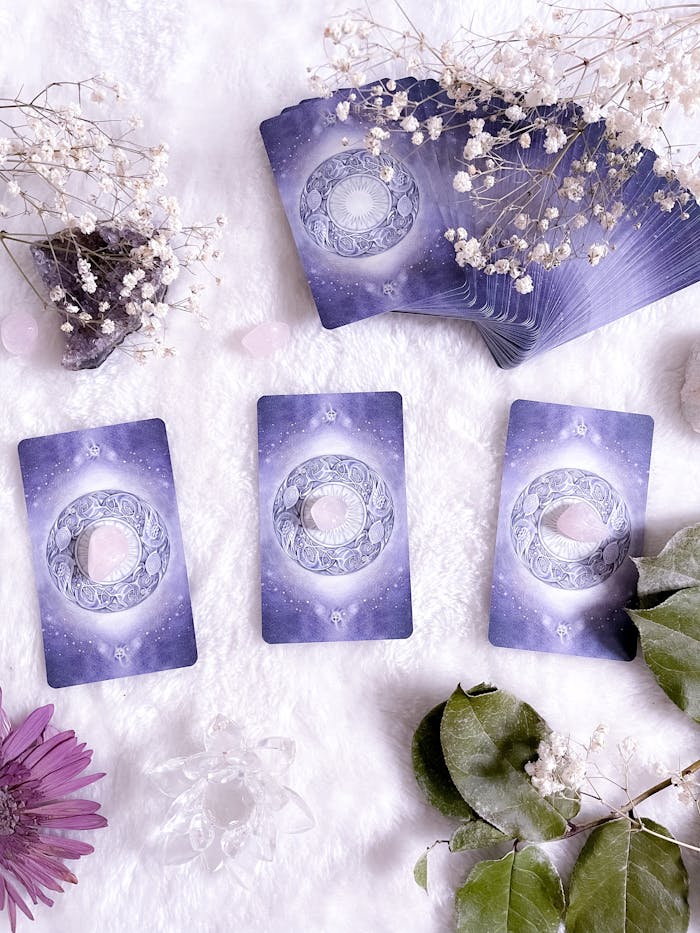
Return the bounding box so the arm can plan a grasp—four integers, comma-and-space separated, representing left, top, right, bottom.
260, 78, 700, 368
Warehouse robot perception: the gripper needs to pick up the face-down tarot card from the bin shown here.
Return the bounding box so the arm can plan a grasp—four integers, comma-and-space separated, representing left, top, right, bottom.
257, 391, 412, 643
18, 418, 197, 687
489, 400, 654, 661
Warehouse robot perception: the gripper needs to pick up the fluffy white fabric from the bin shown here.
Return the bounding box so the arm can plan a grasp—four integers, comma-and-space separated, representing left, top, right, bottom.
1, 1, 700, 931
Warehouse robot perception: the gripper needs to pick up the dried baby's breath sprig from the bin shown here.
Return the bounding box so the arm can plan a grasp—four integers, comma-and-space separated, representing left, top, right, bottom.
310, 3, 700, 289
0, 76, 226, 367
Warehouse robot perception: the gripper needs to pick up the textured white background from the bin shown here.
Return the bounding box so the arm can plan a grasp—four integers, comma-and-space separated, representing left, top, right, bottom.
1, 1, 700, 931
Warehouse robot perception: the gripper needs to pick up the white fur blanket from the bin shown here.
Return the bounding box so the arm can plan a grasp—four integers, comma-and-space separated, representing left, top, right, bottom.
1, 1, 699, 931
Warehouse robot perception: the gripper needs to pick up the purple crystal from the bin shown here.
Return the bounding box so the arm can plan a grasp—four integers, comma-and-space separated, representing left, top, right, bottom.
30, 225, 167, 370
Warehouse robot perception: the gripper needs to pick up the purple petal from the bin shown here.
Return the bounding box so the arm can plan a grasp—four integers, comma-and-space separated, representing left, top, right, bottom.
35, 754, 94, 792
1, 706, 53, 763
40, 771, 105, 797
35, 889, 54, 908
4, 879, 34, 923
11, 859, 62, 896
0, 689, 11, 742
37, 835, 94, 859
21, 730, 76, 771
25, 798, 102, 817
35, 813, 107, 830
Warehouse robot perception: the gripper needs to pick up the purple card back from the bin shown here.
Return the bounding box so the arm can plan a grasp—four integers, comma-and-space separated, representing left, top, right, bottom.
18, 418, 197, 687
257, 391, 412, 643
489, 399, 654, 661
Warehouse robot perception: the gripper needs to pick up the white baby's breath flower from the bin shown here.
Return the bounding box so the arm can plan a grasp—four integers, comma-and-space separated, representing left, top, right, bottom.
589, 723, 609, 752
101, 318, 116, 335
426, 115, 443, 140
60, 321, 73, 333
525, 732, 587, 799
518, 132, 531, 149
453, 171, 472, 193
49, 286, 65, 303
515, 274, 534, 294
379, 165, 394, 183
411, 131, 424, 146
400, 114, 419, 133
335, 101, 350, 122
78, 212, 96, 235
618, 736, 638, 760
505, 104, 526, 121
544, 125, 567, 154
587, 243, 608, 266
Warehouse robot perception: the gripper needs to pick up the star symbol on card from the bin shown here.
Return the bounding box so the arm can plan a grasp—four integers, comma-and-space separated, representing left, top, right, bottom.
87, 443, 101, 458
325, 407, 337, 423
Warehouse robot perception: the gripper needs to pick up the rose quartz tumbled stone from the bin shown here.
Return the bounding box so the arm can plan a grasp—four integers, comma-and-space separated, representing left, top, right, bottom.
241, 322, 290, 358
1, 311, 38, 356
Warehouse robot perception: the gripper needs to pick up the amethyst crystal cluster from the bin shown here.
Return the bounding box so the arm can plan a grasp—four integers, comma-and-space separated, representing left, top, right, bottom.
31, 225, 167, 370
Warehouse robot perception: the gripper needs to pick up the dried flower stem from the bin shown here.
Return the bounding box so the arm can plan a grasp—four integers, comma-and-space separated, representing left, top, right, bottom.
566, 756, 700, 841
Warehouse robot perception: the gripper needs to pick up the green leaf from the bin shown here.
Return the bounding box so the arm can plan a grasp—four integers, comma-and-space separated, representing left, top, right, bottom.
450, 820, 511, 852
413, 850, 428, 893
634, 523, 700, 605
440, 684, 575, 841
566, 818, 689, 933
627, 588, 700, 722
455, 847, 564, 933
412, 702, 476, 821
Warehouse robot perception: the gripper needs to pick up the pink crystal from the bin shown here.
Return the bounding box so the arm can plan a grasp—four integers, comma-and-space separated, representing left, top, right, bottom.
241, 322, 290, 358
1, 311, 38, 356
310, 495, 348, 531
556, 502, 608, 543
87, 525, 131, 582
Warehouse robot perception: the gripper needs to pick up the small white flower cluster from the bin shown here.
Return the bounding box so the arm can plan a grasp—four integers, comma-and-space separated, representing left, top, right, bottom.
311, 4, 700, 290
525, 731, 590, 798
0, 77, 226, 362
670, 771, 700, 809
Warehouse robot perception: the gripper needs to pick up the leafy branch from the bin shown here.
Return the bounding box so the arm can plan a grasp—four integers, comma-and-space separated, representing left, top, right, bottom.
413, 522, 700, 932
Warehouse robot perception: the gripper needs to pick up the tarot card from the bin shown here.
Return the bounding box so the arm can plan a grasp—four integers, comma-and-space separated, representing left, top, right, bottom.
489, 400, 654, 661
257, 391, 412, 643
18, 418, 197, 687
260, 80, 463, 330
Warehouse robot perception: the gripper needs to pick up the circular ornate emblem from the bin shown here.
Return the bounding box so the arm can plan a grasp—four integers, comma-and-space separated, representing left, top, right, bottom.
510, 468, 631, 589
46, 489, 170, 612
300, 148, 419, 257
272, 455, 394, 575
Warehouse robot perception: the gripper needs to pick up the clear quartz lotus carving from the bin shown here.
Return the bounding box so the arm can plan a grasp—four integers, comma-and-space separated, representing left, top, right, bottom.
149, 715, 314, 882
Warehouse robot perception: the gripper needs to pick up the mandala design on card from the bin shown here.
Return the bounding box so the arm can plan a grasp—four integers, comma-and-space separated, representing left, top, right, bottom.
300, 149, 419, 257
46, 489, 170, 612
272, 455, 394, 575
510, 468, 631, 589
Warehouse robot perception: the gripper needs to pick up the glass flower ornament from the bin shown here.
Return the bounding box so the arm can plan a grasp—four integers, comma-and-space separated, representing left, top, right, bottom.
149, 715, 314, 882
0, 689, 107, 931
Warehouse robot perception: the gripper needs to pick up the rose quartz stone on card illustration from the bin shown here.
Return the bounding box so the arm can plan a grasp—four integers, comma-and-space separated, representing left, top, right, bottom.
310, 495, 348, 531
556, 502, 607, 543
87, 525, 132, 582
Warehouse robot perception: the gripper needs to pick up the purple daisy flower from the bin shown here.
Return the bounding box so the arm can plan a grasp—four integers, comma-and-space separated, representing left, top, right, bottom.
0, 690, 107, 930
